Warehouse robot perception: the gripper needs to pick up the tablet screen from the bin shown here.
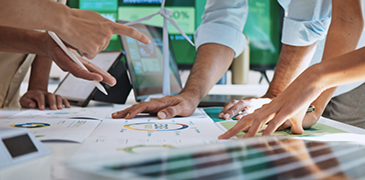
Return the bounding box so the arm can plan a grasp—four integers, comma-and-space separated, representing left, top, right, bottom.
119, 21, 182, 101
54, 52, 121, 104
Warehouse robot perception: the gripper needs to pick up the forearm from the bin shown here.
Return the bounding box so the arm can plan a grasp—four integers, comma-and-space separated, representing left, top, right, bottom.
312, 0, 364, 114
300, 47, 365, 97
265, 43, 317, 98
180, 43, 234, 104
28, 56, 52, 91
0, 0, 68, 32
0, 26, 49, 56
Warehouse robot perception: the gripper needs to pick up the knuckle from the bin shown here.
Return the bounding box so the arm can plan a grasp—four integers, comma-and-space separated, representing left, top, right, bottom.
165, 107, 176, 116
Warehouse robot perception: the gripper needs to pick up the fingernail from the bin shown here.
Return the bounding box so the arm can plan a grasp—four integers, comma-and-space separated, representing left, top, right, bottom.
41, 105, 45, 109
158, 112, 166, 119
29, 103, 35, 108
223, 114, 230, 119
219, 113, 224, 117
112, 112, 117, 117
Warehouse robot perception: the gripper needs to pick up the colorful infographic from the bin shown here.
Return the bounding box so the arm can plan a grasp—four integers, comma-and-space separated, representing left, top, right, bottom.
10, 122, 51, 128
123, 122, 189, 132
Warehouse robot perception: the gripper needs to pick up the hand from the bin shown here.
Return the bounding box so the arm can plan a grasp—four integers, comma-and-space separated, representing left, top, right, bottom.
276, 109, 321, 131
58, 9, 151, 59
112, 93, 199, 119
42, 34, 116, 86
219, 97, 272, 119
20, 90, 71, 110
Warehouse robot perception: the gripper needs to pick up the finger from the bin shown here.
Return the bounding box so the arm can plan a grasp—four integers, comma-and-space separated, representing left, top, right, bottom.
56, 95, 63, 109
276, 120, 292, 131
218, 115, 254, 139
113, 25, 151, 45
112, 106, 133, 119
80, 58, 116, 86
63, 98, 71, 108
34, 94, 46, 110
101, 39, 110, 51
222, 100, 248, 119
235, 112, 249, 120
261, 112, 288, 136
157, 105, 185, 119
219, 100, 239, 118
244, 112, 275, 137
290, 117, 304, 134
20, 97, 37, 109
124, 103, 151, 119
47, 93, 57, 110
53, 48, 104, 82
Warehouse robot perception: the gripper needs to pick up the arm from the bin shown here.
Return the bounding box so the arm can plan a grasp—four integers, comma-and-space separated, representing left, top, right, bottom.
219, 0, 363, 127
0, 0, 150, 59
219, 0, 333, 120
112, 0, 248, 119
0, 26, 116, 86
305, 0, 364, 127
19, 56, 71, 110
220, 45, 365, 138
112, 43, 235, 119
219, 0, 364, 137
219, 43, 318, 119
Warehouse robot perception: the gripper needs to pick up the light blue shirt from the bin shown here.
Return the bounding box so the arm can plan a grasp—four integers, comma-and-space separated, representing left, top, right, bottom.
194, 0, 332, 56
280, 0, 332, 46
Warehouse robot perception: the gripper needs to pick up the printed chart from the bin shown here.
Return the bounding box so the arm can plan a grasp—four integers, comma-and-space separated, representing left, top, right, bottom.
0, 118, 101, 143
91, 118, 224, 139
70, 137, 217, 162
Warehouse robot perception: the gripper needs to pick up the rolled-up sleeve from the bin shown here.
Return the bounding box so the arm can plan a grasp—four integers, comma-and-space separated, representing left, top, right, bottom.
194, 0, 248, 57
279, 0, 332, 46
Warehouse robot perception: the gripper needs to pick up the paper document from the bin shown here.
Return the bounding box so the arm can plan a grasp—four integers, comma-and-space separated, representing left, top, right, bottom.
0, 118, 101, 143
10, 107, 113, 119
90, 109, 224, 139
71, 109, 227, 160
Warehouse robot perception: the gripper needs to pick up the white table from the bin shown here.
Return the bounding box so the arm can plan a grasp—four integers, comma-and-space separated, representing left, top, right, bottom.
4, 84, 365, 180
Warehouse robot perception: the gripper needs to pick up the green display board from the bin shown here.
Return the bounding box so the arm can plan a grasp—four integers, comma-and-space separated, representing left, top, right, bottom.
67, 0, 282, 70
243, 0, 281, 69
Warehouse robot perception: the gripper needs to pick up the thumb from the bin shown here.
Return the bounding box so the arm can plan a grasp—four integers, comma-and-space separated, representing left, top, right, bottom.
157, 105, 186, 119
290, 119, 304, 134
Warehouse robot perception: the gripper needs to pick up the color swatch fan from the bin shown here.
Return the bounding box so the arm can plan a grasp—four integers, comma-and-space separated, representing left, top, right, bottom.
124, 0, 194, 95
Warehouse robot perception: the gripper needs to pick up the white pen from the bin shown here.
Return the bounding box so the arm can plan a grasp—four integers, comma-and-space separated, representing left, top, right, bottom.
47, 31, 108, 95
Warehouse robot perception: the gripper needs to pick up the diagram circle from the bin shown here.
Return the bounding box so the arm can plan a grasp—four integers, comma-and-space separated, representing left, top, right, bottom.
10, 122, 51, 128
123, 122, 188, 131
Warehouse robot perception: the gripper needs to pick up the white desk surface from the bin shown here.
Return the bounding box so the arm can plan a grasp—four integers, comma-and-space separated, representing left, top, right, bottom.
5, 84, 365, 180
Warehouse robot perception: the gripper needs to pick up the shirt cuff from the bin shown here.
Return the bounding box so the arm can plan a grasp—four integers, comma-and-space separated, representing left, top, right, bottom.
195, 22, 246, 58
281, 17, 331, 46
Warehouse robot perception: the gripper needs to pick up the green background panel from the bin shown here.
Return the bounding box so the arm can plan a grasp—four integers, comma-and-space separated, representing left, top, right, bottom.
68, 0, 282, 68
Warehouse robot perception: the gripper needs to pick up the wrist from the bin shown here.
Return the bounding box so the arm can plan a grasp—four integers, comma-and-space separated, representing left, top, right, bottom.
178, 90, 203, 107
262, 91, 278, 99
47, 2, 72, 35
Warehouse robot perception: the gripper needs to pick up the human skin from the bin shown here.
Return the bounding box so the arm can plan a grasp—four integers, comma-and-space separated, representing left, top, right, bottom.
0, 0, 150, 59
112, 43, 235, 119
219, 45, 365, 138
0, 26, 116, 86
219, 0, 364, 131
19, 56, 71, 110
